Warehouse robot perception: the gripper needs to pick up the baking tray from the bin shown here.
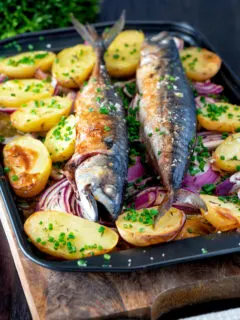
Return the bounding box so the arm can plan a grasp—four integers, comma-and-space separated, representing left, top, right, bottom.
1, 21, 240, 272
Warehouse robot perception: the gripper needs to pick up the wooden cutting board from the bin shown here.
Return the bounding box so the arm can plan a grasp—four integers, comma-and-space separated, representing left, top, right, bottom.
1, 196, 240, 320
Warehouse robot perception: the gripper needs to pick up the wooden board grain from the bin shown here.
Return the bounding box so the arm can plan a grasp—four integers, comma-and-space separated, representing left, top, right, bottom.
1, 195, 240, 320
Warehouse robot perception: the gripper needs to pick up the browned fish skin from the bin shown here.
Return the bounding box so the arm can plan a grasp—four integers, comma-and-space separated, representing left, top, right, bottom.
65, 15, 128, 222
136, 36, 196, 195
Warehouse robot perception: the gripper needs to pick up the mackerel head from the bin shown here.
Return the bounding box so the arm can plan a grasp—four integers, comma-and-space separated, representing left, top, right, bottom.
65, 13, 128, 222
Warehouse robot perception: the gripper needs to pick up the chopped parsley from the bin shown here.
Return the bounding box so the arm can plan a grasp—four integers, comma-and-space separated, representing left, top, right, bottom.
188, 136, 210, 176
124, 208, 159, 226
103, 253, 111, 260
11, 175, 19, 181
98, 225, 105, 236
104, 125, 111, 132
77, 259, 87, 267
201, 183, 216, 195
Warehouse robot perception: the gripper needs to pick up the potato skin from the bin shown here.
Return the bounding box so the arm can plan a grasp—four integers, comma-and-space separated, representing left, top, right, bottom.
44, 114, 76, 162
0, 79, 54, 108
180, 47, 221, 81
198, 102, 240, 133
200, 195, 240, 231
52, 45, 96, 88
105, 30, 145, 78
3, 136, 52, 198
10, 96, 72, 132
116, 207, 186, 247
0, 51, 55, 78
24, 211, 119, 260
175, 215, 214, 240
213, 133, 240, 172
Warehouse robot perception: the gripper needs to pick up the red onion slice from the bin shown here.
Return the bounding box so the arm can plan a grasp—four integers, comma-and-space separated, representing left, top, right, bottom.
134, 187, 167, 210
36, 178, 69, 209
34, 69, 51, 80
193, 80, 223, 95
198, 131, 224, 150
182, 164, 220, 193
216, 172, 240, 196
0, 107, 17, 113
0, 74, 8, 83
53, 83, 72, 96
195, 96, 216, 109
37, 178, 82, 217
127, 156, 146, 182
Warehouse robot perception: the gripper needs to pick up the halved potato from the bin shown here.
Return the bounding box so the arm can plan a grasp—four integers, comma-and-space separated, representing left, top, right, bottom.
0, 79, 54, 108
116, 207, 186, 247
200, 195, 240, 231
3, 136, 52, 198
10, 96, 72, 132
213, 133, 240, 172
24, 211, 119, 260
44, 115, 76, 162
180, 47, 221, 81
198, 102, 240, 132
175, 215, 215, 240
52, 45, 96, 88
0, 51, 55, 78
105, 30, 145, 78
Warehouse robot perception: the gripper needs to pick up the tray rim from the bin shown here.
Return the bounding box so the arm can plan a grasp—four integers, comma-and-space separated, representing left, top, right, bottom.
1, 20, 240, 272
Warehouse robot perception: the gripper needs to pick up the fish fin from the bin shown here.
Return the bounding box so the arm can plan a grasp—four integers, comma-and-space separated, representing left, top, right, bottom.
175, 189, 208, 211
154, 190, 174, 226
70, 11, 125, 48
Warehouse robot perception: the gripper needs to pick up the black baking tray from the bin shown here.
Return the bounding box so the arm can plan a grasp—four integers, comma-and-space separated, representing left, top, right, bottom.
1, 21, 240, 272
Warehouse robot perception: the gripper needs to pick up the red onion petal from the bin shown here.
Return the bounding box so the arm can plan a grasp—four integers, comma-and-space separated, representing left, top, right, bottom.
0, 107, 17, 113
193, 80, 223, 95
215, 178, 234, 196
195, 96, 216, 109
127, 156, 146, 182
134, 187, 167, 210
182, 165, 220, 193
0, 74, 8, 83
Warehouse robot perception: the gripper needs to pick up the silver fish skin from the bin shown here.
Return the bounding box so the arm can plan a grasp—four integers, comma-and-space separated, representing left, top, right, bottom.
65, 13, 128, 222
136, 34, 201, 210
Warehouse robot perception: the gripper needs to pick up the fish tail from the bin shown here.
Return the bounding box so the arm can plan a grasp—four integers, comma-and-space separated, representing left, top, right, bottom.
70, 11, 125, 50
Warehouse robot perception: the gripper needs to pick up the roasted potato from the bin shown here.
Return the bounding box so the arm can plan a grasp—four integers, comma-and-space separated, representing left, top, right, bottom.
10, 96, 72, 132
198, 102, 240, 132
52, 45, 96, 88
200, 195, 240, 231
175, 215, 215, 240
44, 114, 76, 162
3, 136, 52, 198
0, 79, 54, 108
24, 211, 119, 260
213, 133, 240, 172
180, 47, 221, 81
105, 30, 145, 78
0, 51, 55, 79
116, 207, 185, 247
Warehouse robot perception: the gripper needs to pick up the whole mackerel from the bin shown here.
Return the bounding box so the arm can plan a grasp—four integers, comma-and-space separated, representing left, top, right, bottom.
65, 13, 128, 222
136, 33, 205, 214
